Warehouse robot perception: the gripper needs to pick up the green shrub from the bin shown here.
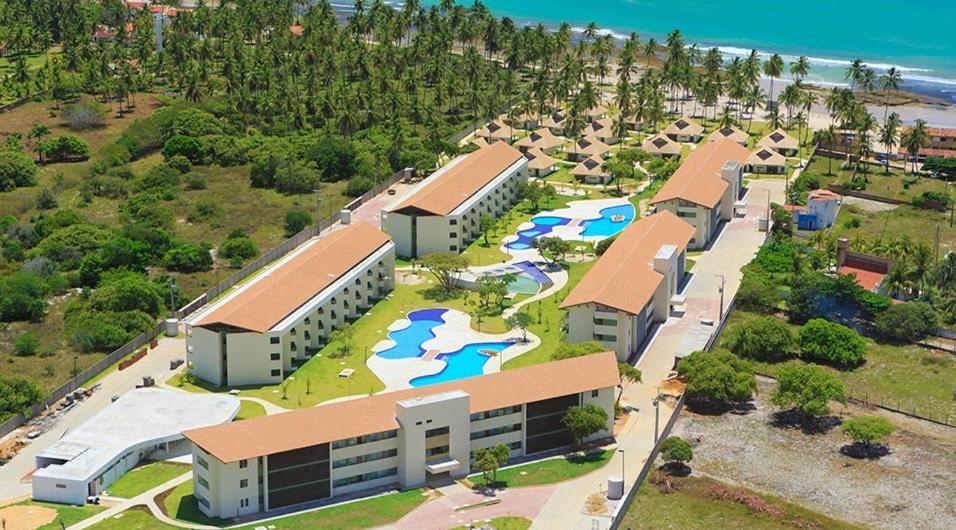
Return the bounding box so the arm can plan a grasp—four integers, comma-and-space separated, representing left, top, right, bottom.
66, 309, 155, 352
0, 272, 51, 322
799, 319, 867, 368
170, 108, 223, 137
676, 350, 756, 405
771, 363, 846, 418
183, 173, 206, 190
219, 236, 259, 261
0, 149, 39, 191
346, 176, 374, 197
724, 317, 796, 362
165, 155, 192, 174
873, 302, 939, 343
595, 236, 617, 256
38, 135, 91, 162
735, 272, 782, 313
187, 198, 222, 223
139, 163, 181, 191
283, 210, 312, 237
0, 374, 44, 419
14, 332, 40, 356
162, 135, 205, 164
163, 244, 212, 272
659, 436, 693, 465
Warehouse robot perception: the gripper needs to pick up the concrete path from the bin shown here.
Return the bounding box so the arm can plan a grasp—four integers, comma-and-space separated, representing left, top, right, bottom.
382, 484, 557, 530
67, 472, 206, 530
503, 266, 569, 317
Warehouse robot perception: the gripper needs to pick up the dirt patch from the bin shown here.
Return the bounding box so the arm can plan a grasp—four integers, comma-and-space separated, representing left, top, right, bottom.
0, 504, 57, 530
585, 492, 608, 515
671, 378, 956, 530
842, 196, 898, 213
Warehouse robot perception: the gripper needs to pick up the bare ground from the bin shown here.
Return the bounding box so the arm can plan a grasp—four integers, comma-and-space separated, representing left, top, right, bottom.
672, 378, 956, 530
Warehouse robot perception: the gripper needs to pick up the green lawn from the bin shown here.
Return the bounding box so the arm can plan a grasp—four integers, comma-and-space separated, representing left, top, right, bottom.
805, 156, 949, 203
620, 476, 863, 530
88, 506, 177, 530
721, 309, 956, 421
468, 450, 612, 488
235, 400, 267, 420
106, 461, 190, 498
156, 480, 428, 530
452, 517, 532, 530
13, 500, 107, 530
830, 203, 955, 254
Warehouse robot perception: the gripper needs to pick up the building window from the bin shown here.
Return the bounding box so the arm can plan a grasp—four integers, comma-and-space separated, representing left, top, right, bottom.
593, 318, 615, 326
239, 459, 248, 469
271, 369, 280, 377
426, 445, 449, 457
197, 476, 209, 489
449, 232, 457, 238
270, 337, 280, 344
55, 483, 66, 489
197, 455, 209, 470
332, 467, 397, 488
196, 494, 210, 509
470, 405, 522, 421
593, 333, 616, 342
591, 390, 600, 398
449, 245, 457, 251
449, 219, 457, 225
470, 423, 522, 440
425, 426, 449, 437
270, 353, 280, 361
240, 479, 248, 488
332, 449, 398, 469
240, 498, 249, 508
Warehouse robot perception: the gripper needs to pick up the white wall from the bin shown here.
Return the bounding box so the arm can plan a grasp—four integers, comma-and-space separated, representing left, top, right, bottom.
396, 391, 471, 488
193, 446, 261, 519
186, 326, 223, 386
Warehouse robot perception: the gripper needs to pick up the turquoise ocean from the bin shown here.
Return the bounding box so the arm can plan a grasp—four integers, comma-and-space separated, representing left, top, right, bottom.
378, 1, 956, 103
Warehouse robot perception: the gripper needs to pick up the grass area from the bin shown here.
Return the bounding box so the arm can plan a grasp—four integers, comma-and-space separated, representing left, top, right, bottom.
543, 164, 576, 184
159, 480, 232, 527
235, 400, 267, 420
721, 309, 956, 421
830, 202, 954, 254
156, 480, 428, 530
451, 517, 532, 530
88, 506, 177, 530
628, 177, 665, 215
620, 475, 863, 530
468, 450, 612, 488
11, 500, 107, 530
805, 156, 949, 203
105, 461, 190, 498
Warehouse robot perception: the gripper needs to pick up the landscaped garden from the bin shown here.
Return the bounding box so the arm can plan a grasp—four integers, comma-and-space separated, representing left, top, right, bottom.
105, 461, 190, 498
467, 449, 613, 488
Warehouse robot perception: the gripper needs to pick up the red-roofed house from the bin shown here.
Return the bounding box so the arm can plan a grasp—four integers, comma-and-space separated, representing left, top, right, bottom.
836, 238, 893, 293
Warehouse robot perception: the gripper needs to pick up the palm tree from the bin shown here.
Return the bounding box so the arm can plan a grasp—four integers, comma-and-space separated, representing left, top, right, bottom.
900, 119, 930, 174
909, 243, 933, 295
879, 67, 902, 126
743, 85, 766, 132
813, 126, 838, 175
845, 59, 866, 91
790, 56, 810, 81
884, 260, 912, 299
879, 113, 901, 174
763, 53, 784, 113
936, 252, 956, 290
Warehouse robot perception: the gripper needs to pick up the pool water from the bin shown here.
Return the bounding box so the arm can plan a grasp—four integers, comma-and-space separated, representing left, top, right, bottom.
375, 308, 446, 360
580, 204, 636, 237
409, 341, 512, 387
505, 216, 571, 250
507, 274, 540, 295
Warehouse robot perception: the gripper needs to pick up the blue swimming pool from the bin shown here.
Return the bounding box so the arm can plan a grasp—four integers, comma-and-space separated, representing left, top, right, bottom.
505, 215, 570, 250
375, 308, 447, 360
580, 204, 636, 237
409, 341, 513, 387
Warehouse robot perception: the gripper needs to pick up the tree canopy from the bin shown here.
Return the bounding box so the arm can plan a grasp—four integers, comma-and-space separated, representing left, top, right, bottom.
677, 350, 757, 405
771, 363, 846, 418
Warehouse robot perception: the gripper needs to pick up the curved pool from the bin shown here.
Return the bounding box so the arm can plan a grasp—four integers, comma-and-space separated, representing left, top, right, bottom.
580, 204, 636, 237
375, 308, 447, 360
505, 216, 571, 250
409, 341, 512, 387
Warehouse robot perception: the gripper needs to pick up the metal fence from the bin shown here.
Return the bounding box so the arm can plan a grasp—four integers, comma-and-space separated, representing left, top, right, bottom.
1, 168, 410, 440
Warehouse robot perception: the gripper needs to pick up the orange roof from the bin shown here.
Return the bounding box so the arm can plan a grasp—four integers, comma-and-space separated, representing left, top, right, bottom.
839, 265, 884, 291
195, 224, 391, 333
650, 138, 749, 208
389, 142, 524, 216
184, 352, 620, 463
525, 147, 558, 170
561, 211, 695, 314
808, 189, 839, 201
903, 126, 956, 138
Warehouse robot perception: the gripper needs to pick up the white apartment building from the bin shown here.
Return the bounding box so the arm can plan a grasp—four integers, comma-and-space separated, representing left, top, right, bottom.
182, 353, 619, 518
561, 212, 695, 361
185, 223, 395, 387
649, 139, 749, 249
381, 142, 528, 258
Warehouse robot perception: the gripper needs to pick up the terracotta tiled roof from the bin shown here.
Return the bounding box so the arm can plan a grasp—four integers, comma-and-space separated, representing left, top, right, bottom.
183, 352, 621, 463
525, 147, 558, 171
758, 128, 798, 150
388, 142, 524, 216
902, 126, 956, 138
650, 139, 750, 208
477, 119, 515, 141
663, 117, 704, 137
561, 211, 695, 314
747, 147, 786, 167
808, 189, 840, 201
572, 155, 609, 178
839, 265, 885, 291
707, 126, 749, 144
571, 136, 611, 158
514, 128, 564, 151
195, 223, 392, 333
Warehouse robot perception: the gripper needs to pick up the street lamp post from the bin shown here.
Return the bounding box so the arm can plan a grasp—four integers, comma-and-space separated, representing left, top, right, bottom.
714, 273, 726, 322
618, 448, 625, 481
653, 389, 661, 444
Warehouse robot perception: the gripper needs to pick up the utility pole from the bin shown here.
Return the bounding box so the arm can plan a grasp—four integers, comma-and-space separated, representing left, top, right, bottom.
653, 389, 661, 444
619, 448, 625, 481
715, 273, 726, 322
168, 278, 177, 317
313, 187, 323, 231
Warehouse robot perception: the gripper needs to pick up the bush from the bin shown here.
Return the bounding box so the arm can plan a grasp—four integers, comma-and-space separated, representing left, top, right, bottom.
873, 302, 939, 343
550, 341, 607, 361
170, 108, 223, 137
676, 350, 756, 405
912, 190, 951, 209
724, 317, 796, 362
595, 236, 617, 256
799, 319, 867, 368
162, 135, 205, 164
0, 374, 44, 419
346, 176, 374, 197
83, 174, 130, 198
274, 161, 320, 194
139, 164, 182, 191
771, 363, 846, 418
187, 198, 222, 223
62, 103, 105, 130
164, 244, 212, 272
659, 436, 693, 466
0, 149, 39, 191
35, 188, 58, 210
219, 236, 259, 261
284, 210, 312, 237
87, 271, 166, 316
0, 272, 51, 322
308, 136, 356, 181
735, 272, 782, 312
14, 332, 40, 356
38, 135, 91, 162
201, 134, 250, 166
66, 309, 155, 352
165, 155, 192, 174
842, 415, 894, 447
183, 173, 206, 190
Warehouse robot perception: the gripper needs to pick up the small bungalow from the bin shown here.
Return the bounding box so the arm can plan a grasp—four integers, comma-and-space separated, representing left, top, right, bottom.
583, 118, 620, 145
758, 128, 799, 156
525, 147, 559, 178
791, 189, 840, 230
572, 155, 611, 185
541, 111, 568, 136
663, 117, 704, 143
476, 119, 516, 144
585, 104, 609, 122
567, 136, 611, 162
514, 128, 565, 154
625, 114, 647, 132
641, 134, 681, 159
707, 126, 749, 146
747, 147, 787, 174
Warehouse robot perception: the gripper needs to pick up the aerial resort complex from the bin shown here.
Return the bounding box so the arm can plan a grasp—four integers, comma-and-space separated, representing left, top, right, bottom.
2, 1, 954, 530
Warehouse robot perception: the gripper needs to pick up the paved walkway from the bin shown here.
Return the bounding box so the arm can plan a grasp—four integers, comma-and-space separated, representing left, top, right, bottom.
68, 472, 205, 530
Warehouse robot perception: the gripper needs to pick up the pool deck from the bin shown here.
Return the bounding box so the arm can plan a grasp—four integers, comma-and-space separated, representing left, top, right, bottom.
502, 197, 632, 251
366, 309, 541, 390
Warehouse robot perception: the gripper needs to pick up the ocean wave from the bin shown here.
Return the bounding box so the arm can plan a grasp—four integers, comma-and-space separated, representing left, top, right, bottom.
569, 26, 630, 41
715, 46, 932, 74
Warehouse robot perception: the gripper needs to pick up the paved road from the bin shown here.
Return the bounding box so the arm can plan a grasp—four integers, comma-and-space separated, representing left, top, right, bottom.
0, 334, 185, 503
